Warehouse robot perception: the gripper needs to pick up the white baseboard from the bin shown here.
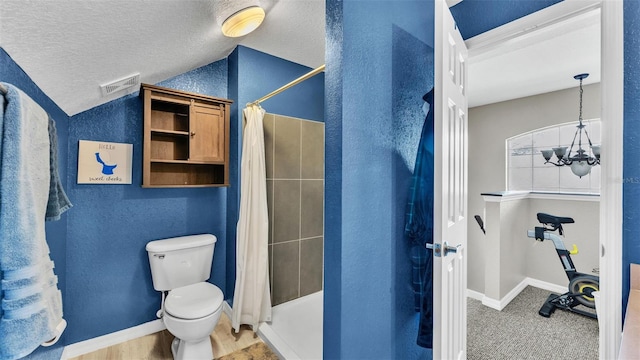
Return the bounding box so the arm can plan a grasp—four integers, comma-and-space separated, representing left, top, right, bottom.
482, 279, 529, 311
466, 289, 484, 301
471, 277, 567, 311
526, 277, 567, 295
61, 301, 233, 359
60, 281, 565, 359
60, 319, 165, 359
480, 296, 502, 310
223, 299, 232, 317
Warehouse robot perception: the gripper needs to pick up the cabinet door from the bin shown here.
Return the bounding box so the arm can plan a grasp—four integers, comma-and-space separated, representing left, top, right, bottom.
190, 103, 224, 162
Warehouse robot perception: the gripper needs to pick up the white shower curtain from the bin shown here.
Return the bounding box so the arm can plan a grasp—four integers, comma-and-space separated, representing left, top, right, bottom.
231, 104, 272, 333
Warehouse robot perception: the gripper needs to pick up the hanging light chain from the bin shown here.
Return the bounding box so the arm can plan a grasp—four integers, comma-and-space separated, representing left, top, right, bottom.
581, 77, 594, 149
539, 72, 600, 177
576, 76, 584, 155
578, 76, 584, 123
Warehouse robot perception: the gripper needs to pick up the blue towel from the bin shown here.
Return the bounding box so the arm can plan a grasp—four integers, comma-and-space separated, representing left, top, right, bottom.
0, 83, 67, 360
45, 117, 72, 221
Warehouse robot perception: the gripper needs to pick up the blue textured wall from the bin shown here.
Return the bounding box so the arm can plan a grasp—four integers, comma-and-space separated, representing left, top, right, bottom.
225, 46, 324, 298
231, 46, 324, 122
623, 0, 640, 317
4, 0, 638, 355
324, 1, 434, 358
227, 49, 240, 299
392, 25, 435, 360
2, 44, 324, 346
324, 0, 343, 356
0, 48, 70, 355
64, 60, 229, 343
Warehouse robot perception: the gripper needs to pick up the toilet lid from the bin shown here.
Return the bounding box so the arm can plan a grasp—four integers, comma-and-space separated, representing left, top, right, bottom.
165, 282, 223, 320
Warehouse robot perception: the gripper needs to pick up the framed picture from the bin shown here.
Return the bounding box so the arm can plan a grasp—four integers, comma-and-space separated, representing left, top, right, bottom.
77, 140, 133, 184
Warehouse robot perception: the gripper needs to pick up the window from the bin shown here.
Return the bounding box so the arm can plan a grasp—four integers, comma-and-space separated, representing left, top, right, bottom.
507, 119, 601, 194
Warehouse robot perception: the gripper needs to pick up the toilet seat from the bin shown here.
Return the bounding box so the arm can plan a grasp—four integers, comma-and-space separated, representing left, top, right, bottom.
165, 282, 223, 320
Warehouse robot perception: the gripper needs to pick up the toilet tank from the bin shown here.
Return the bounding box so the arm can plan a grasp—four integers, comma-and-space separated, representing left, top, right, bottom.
146, 234, 216, 291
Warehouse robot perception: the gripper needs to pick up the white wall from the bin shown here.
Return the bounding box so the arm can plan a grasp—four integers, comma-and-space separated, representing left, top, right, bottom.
468, 83, 601, 294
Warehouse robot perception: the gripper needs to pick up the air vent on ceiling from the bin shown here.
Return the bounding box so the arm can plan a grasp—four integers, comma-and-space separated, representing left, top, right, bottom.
100, 73, 140, 96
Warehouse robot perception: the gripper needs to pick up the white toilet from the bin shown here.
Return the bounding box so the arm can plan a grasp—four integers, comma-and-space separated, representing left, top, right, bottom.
146, 234, 224, 360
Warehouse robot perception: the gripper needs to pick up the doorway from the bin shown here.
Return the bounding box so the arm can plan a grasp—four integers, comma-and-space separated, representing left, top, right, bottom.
457, 1, 623, 358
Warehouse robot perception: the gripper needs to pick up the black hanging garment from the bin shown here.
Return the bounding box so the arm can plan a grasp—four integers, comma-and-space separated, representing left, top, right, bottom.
404, 88, 435, 349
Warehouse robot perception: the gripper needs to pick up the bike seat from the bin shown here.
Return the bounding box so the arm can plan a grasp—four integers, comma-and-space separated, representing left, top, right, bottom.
537, 213, 574, 227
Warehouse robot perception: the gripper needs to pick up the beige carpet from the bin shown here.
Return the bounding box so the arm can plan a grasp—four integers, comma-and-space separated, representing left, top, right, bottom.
467, 286, 598, 360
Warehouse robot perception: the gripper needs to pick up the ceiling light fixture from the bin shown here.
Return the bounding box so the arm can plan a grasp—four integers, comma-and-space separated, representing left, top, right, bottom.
540, 73, 600, 178
221, 6, 265, 38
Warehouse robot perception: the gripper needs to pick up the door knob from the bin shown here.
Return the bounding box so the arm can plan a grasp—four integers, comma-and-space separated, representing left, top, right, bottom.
443, 241, 461, 257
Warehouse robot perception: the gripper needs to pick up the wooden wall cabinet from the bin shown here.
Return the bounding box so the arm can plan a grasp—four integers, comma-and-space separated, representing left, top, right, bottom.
141, 84, 232, 187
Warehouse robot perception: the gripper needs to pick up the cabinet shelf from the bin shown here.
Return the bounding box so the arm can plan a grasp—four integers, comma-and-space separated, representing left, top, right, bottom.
141, 84, 232, 188
150, 159, 226, 165
151, 129, 190, 136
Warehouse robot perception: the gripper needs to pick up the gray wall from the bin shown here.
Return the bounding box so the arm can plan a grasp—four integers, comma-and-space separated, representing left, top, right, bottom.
525, 198, 600, 285
263, 113, 324, 305
483, 195, 599, 301
483, 197, 529, 300
498, 199, 529, 298
469, 84, 601, 294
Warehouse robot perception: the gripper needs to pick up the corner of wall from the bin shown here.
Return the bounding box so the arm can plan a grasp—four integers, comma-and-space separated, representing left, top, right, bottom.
324, 0, 344, 358
225, 47, 241, 300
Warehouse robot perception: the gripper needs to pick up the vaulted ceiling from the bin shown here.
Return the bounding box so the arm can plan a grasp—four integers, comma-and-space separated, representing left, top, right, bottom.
0, 0, 599, 115
0, 1, 325, 116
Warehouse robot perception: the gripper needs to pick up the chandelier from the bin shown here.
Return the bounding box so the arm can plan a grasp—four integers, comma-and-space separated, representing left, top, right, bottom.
540, 73, 600, 178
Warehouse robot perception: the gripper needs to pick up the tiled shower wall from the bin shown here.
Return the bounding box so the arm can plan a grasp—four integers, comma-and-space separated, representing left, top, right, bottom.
263, 113, 324, 305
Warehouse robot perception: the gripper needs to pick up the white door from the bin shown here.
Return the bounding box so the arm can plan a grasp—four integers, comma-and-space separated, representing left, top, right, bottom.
432, 0, 468, 358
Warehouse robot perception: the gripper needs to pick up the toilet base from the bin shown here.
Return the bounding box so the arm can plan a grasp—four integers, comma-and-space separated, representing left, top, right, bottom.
171, 336, 213, 360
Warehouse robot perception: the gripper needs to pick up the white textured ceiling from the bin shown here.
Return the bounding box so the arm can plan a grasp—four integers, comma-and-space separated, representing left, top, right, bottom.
0, 0, 325, 116
0, 0, 598, 115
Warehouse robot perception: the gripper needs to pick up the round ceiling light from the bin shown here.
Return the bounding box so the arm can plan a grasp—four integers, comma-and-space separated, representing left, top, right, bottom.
221, 6, 265, 38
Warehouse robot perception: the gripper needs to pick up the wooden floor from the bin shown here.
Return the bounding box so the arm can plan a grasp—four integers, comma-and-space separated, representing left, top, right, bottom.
69, 312, 265, 360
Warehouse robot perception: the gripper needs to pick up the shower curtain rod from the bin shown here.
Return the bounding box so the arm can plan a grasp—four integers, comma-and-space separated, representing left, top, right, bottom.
0, 83, 7, 95
249, 64, 325, 106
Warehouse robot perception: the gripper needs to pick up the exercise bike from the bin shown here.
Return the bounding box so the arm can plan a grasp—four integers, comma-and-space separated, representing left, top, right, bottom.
526, 213, 599, 319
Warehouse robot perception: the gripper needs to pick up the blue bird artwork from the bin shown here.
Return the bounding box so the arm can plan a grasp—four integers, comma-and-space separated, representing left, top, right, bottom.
95, 152, 117, 175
